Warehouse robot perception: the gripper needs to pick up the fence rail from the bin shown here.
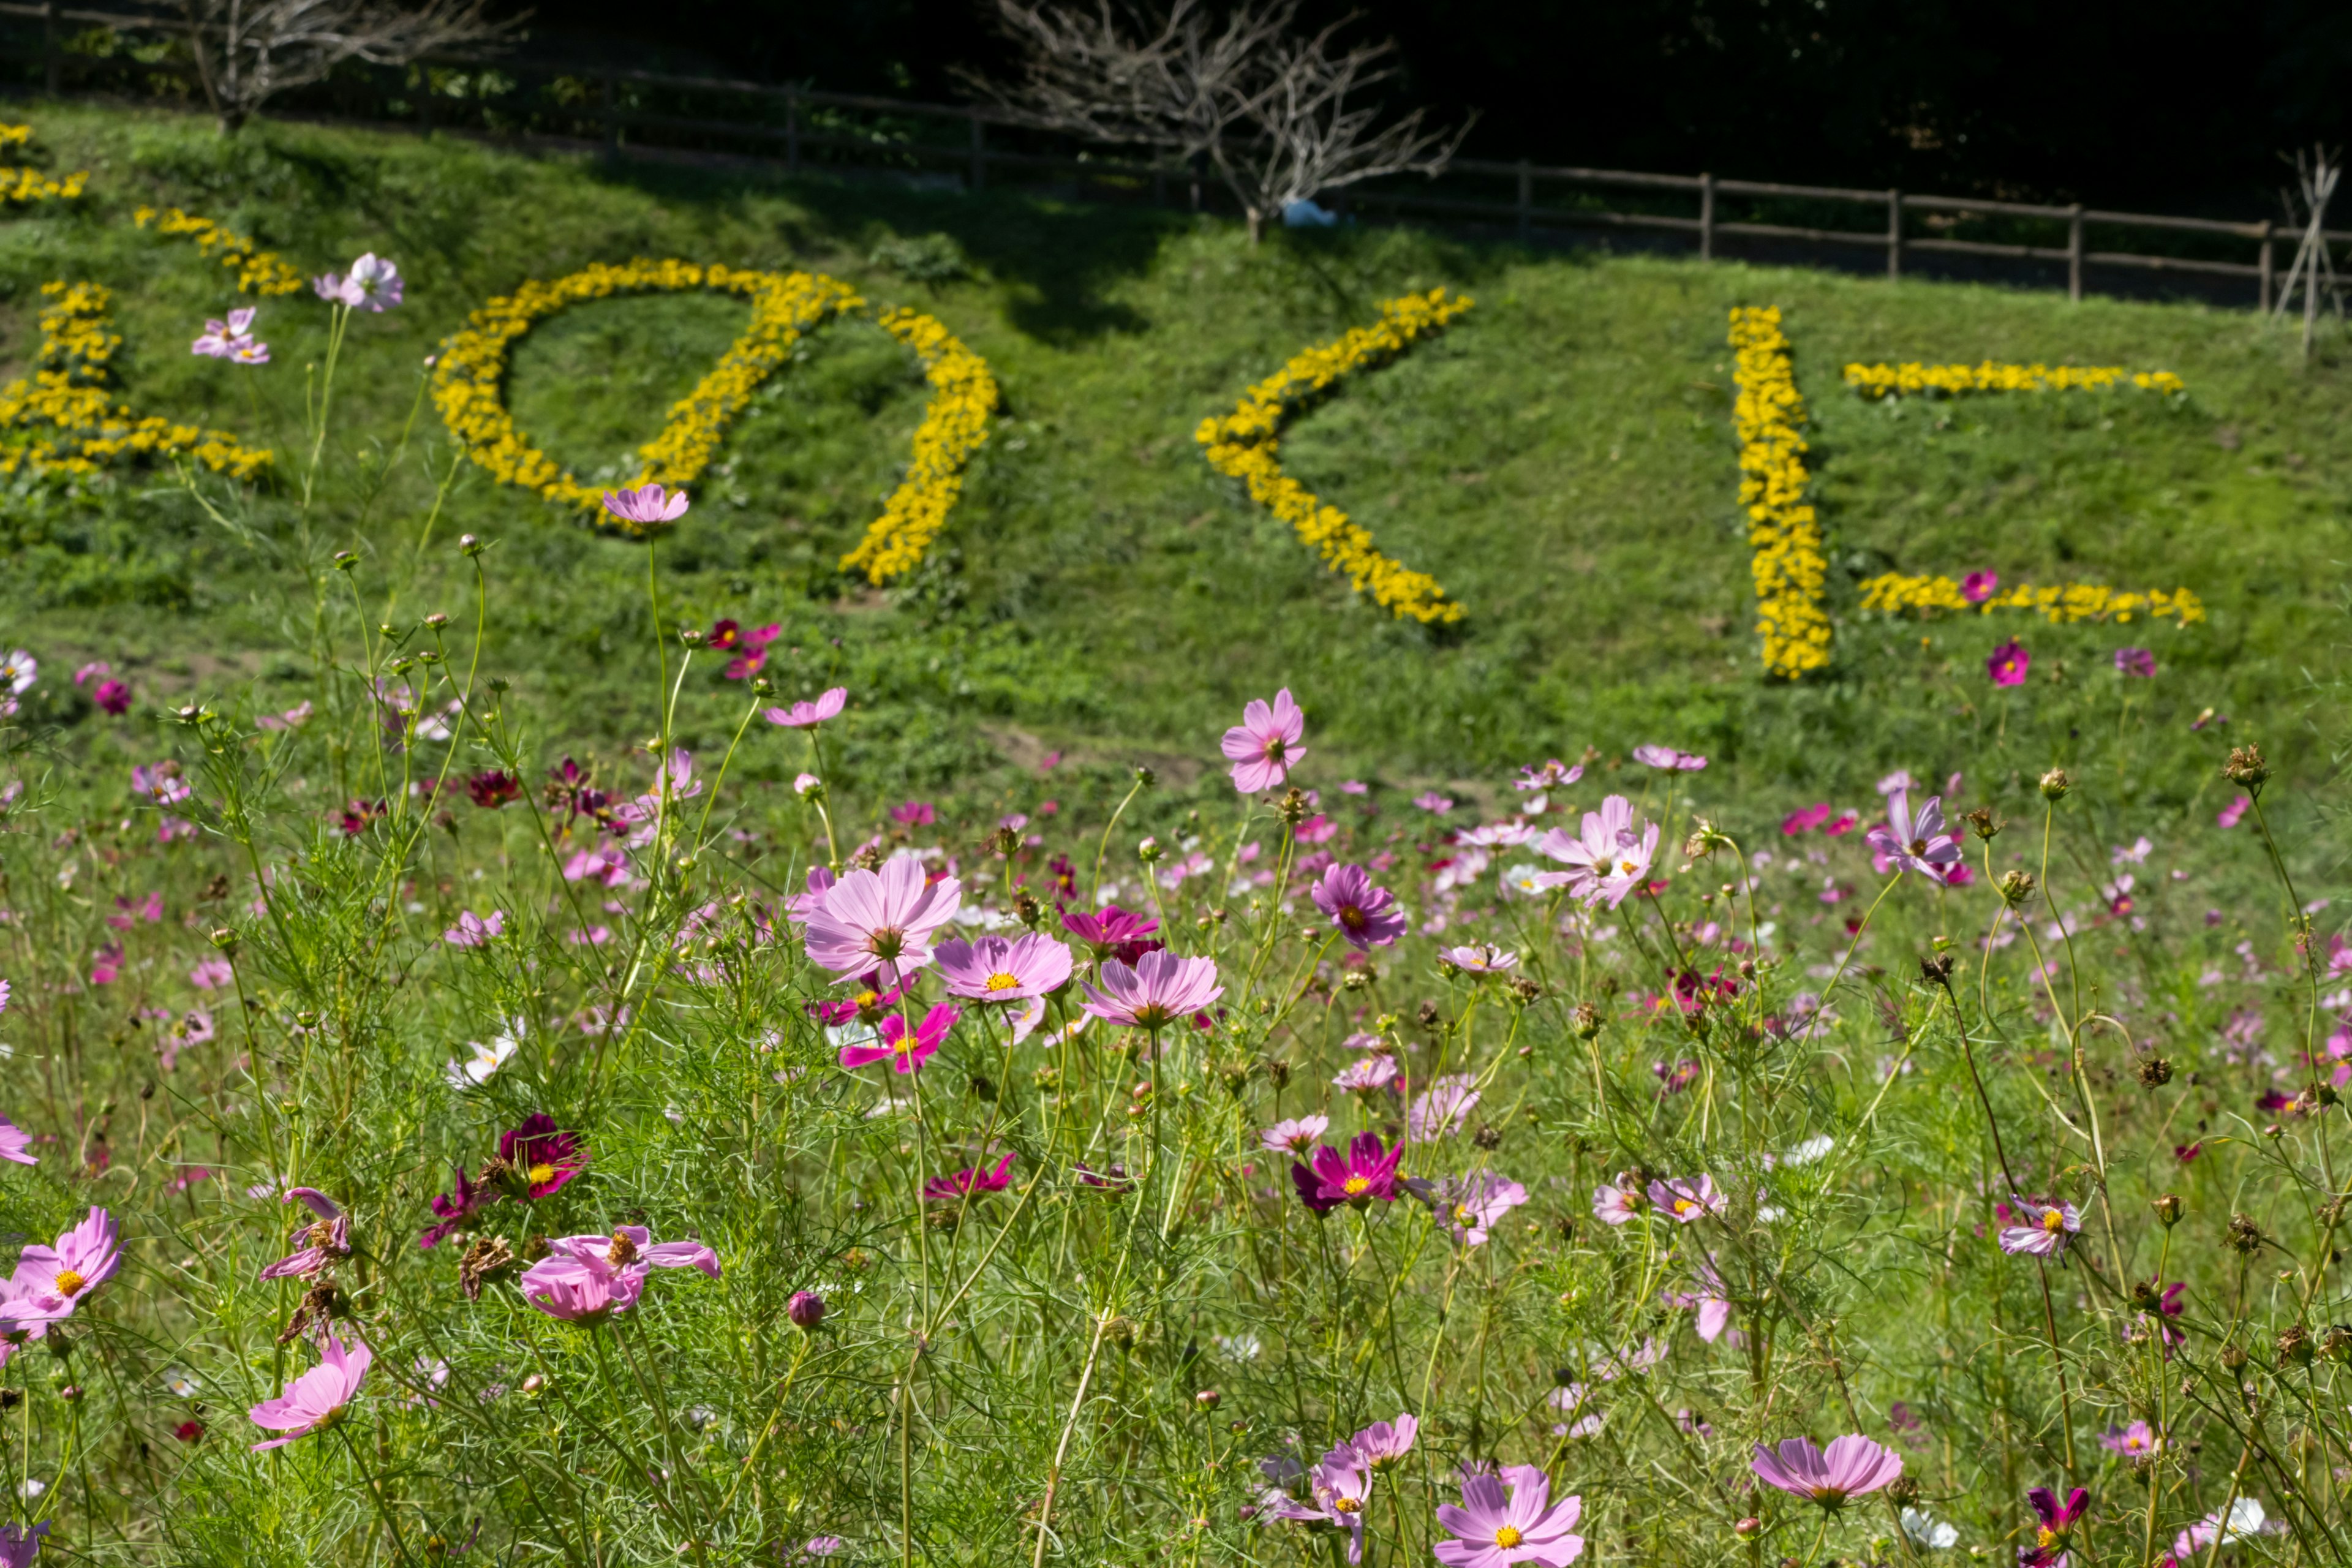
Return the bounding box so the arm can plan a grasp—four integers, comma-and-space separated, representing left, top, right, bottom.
0, 2, 2336, 311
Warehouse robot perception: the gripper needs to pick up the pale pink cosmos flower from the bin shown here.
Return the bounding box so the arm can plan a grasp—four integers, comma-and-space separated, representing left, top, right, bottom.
2217, 796, 2250, 829
1081, 949, 1223, 1029
334, 252, 402, 310
1261, 1445, 1373, 1563
192, 307, 259, 358
933, 933, 1072, 1001
1413, 791, 1455, 813
0, 1207, 121, 1339
802, 856, 963, 984
1436, 1464, 1584, 1568
1999, 1197, 2080, 1257
1647, 1174, 1722, 1223
1221, 688, 1305, 794
229, 338, 271, 365
1630, 745, 1707, 772
1749, 1434, 1902, 1509
1408, 1074, 1480, 1142
601, 483, 690, 527
249, 1330, 371, 1449
1442, 943, 1518, 973
1332, 1055, 1398, 1092
0, 650, 32, 696
2098, 1419, 2158, 1456
1411, 1171, 1528, 1246
0, 1117, 33, 1167
1261, 1115, 1330, 1154
519, 1226, 720, 1323
1866, 791, 1963, 880
1536, 796, 1657, 908
2173, 1499, 2285, 1558
1517, 759, 1583, 791
1591, 1177, 1644, 1225
767, 687, 849, 729
443, 909, 505, 948
1348, 1413, 1417, 1467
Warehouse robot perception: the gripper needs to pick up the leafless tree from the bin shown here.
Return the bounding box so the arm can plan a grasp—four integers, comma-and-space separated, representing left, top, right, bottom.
170, 0, 526, 134
971, 0, 1472, 242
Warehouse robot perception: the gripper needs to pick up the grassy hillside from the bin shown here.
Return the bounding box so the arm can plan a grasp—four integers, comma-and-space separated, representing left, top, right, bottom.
2, 101, 2347, 834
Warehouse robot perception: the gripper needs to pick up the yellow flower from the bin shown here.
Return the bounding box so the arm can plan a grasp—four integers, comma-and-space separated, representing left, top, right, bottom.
1728, 307, 1833, 677
1857, 572, 2203, 627
1194, 288, 1471, 624
1842, 361, 2185, 399
132, 206, 304, 296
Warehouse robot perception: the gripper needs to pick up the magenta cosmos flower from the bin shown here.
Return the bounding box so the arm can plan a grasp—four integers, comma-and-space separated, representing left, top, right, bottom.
601, 483, 690, 527
1749, 1434, 1903, 1509
1436, 1464, 1585, 1568
1962, 570, 1999, 603
0, 1207, 121, 1340
0, 1115, 34, 1167
1221, 688, 1305, 793
1060, 903, 1161, 963
2020, 1485, 2089, 1568
1988, 639, 2030, 687
1311, 863, 1406, 950
1865, 791, 1963, 880
1292, 1131, 1404, 1213
519, 1226, 721, 1323
1082, 950, 1223, 1029
2114, 647, 2155, 677
840, 1003, 959, 1074
803, 856, 963, 984
923, 1151, 1016, 1202
500, 1114, 587, 1200
0, 1522, 45, 1566
933, 933, 1072, 1001
249, 1330, 371, 1449
766, 687, 848, 729
418, 1165, 496, 1249
258, 1188, 350, 1282
1999, 1197, 2079, 1256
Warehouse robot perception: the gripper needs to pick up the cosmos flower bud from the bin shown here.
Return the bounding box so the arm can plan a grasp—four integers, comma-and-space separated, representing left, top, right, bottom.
2223, 744, 2271, 791
788, 1290, 826, 1330
2218, 1342, 2248, 1370
1137, 836, 1163, 864
459, 533, 489, 557
1133, 764, 1156, 786
209, 926, 239, 952
332, 550, 358, 571
1999, 870, 2037, 905
793, 773, 825, 802
679, 627, 706, 648
2151, 1193, 2183, 1227
1733, 1518, 1762, 1540
1193, 1388, 1220, 1409
2038, 767, 2071, 800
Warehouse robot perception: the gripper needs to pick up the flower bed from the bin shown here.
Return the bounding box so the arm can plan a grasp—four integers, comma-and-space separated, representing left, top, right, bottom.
132, 206, 305, 296
1195, 288, 1471, 625
839, 307, 1000, 584
1728, 306, 1831, 677
1843, 360, 2185, 398
1857, 572, 2205, 625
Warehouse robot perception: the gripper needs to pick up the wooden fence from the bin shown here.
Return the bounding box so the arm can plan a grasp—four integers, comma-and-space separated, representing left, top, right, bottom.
0, 0, 2340, 310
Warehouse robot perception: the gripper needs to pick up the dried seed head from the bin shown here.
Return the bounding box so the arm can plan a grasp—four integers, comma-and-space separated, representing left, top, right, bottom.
1918, 954, 1955, 986
2137, 1057, 2174, 1088
2224, 743, 2271, 791
1472, 1123, 1503, 1151
1962, 807, 1999, 840
2319, 1324, 2352, 1363
2226, 1212, 2265, 1254
1570, 1003, 1602, 1039
2219, 1341, 2249, 1370
2277, 1324, 2313, 1363
1276, 788, 1309, 826
1509, 976, 1542, 1005
459, 1235, 515, 1302
2152, 1193, 2184, 1227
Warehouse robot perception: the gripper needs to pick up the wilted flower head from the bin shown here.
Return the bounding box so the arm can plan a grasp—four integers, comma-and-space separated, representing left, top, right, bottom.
1997, 1197, 2079, 1257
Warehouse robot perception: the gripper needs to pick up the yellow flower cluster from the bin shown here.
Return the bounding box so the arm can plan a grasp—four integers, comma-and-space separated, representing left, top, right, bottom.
0, 123, 86, 206
0, 281, 271, 480
1729, 306, 1832, 677
1857, 572, 2204, 626
132, 206, 306, 296
840, 307, 999, 582
1843, 361, 2186, 398
1194, 288, 1471, 624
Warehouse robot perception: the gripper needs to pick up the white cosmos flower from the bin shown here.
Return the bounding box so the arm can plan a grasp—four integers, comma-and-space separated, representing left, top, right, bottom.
445, 1025, 521, 1088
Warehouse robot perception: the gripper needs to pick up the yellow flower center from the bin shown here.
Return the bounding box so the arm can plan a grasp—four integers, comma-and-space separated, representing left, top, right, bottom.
1343, 1176, 1371, 1196
53, 1269, 85, 1297
1331, 1496, 1361, 1514
527, 1163, 556, 1187
1619, 859, 1641, 875
986, 972, 1021, 992
855, 991, 880, 1009
1455, 1204, 1477, 1225
2040, 1208, 2065, 1231
1674, 1198, 1698, 1216
1494, 1527, 1524, 1549
2037, 1528, 2060, 1549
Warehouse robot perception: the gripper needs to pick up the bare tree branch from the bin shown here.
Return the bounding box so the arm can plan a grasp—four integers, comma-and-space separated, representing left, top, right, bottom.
172, 0, 526, 132
968, 0, 1471, 241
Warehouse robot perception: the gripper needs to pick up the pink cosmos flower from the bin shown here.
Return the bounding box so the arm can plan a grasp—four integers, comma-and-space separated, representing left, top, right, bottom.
1749, 1434, 1903, 1509
923, 1151, 1016, 1202
1332, 1055, 1398, 1093
1591, 1177, 1643, 1225
1517, 759, 1583, 791
1536, 796, 1657, 910
333, 252, 402, 310
258, 1188, 350, 1281
1408, 1074, 1480, 1142
1648, 1174, 1722, 1223
2098, 1420, 2158, 1456
2020, 1485, 2089, 1568
839, 1003, 959, 1073
2217, 796, 2250, 829
443, 909, 505, 948
785, 865, 836, 924
1260, 1115, 1330, 1154
1999, 1197, 2079, 1257
0, 1116, 34, 1167
0, 1207, 121, 1341
2114, 647, 2155, 677
1631, 745, 1707, 772
92, 678, 130, 715
0, 1522, 46, 1566
229, 338, 271, 365
418, 1166, 494, 1249
192, 306, 259, 358
2173, 1499, 2285, 1558
601, 483, 690, 527
547, 1226, 721, 1279
1082, 950, 1223, 1029
802, 856, 964, 984
1348, 1413, 1417, 1468
1865, 791, 1964, 880
1061, 903, 1162, 963
1441, 943, 1518, 973
720, 622, 780, 680
249, 1331, 371, 1449
1410, 1171, 1528, 1246
500, 1114, 587, 1200
519, 1227, 719, 1323
1221, 688, 1305, 794
933, 933, 1072, 1001
1313, 864, 1407, 950
1962, 570, 1999, 603
1413, 791, 1455, 813
1436, 1464, 1584, 1568
766, 687, 848, 728
1988, 639, 2030, 687
1292, 1131, 1403, 1213
1261, 1445, 1373, 1563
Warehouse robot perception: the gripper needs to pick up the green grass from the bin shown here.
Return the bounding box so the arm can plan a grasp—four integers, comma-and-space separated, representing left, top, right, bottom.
3, 101, 2349, 834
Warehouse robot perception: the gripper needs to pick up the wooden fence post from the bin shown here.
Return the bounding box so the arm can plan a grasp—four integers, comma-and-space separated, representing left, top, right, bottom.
601, 74, 621, 155
970, 114, 986, 192
2067, 203, 2084, 301
1516, 159, 1531, 241
785, 88, 800, 173
40, 2, 58, 97
1887, 189, 1902, 279
2259, 221, 2275, 313
1698, 170, 1714, 261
